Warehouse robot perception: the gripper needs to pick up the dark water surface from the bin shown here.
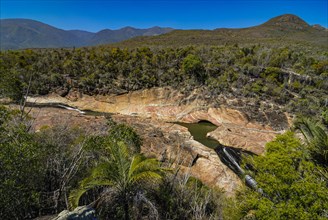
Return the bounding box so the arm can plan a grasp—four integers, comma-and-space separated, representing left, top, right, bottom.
177, 121, 261, 190
176, 121, 220, 149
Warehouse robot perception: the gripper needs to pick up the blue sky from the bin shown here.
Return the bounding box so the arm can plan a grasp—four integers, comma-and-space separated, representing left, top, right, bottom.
1, 0, 327, 32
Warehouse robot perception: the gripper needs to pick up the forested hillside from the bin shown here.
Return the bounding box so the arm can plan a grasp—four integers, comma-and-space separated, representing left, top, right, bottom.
117, 14, 327, 48
1, 44, 327, 117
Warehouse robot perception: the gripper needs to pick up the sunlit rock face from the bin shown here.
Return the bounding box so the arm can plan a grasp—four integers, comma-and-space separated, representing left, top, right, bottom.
179, 107, 282, 155
26, 106, 242, 196
28, 86, 290, 155
26, 87, 291, 195
99, 114, 243, 197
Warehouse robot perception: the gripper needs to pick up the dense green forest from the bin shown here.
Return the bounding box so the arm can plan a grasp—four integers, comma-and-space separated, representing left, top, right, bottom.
1, 45, 327, 117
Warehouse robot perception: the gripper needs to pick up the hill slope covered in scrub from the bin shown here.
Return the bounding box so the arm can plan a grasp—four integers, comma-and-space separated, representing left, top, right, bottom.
1, 43, 327, 117
116, 14, 327, 49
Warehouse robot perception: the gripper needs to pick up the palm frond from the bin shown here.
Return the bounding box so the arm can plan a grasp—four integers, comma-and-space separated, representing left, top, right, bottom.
69, 140, 168, 217
69, 178, 113, 209
128, 154, 145, 177
130, 171, 163, 184
69, 187, 89, 209
294, 117, 328, 166
293, 117, 317, 143
130, 156, 162, 174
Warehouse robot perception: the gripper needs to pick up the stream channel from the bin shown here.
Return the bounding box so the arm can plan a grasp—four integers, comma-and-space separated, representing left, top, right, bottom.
176, 121, 245, 172
26, 102, 259, 190
31, 103, 247, 175
25, 102, 112, 117
177, 121, 260, 190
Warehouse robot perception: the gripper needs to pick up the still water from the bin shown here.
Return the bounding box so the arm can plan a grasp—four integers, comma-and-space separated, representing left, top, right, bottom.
176, 121, 220, 149
177, 121, 252, 176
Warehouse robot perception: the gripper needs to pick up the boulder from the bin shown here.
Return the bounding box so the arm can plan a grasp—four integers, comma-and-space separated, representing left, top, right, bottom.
52, 206, 97, 220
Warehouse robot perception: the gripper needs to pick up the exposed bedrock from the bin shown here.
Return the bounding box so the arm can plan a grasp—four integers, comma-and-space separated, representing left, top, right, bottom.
25, 107, 241, 196
25, 87, 291, 195
106, 114, 243, 197
27, 87, 291, 155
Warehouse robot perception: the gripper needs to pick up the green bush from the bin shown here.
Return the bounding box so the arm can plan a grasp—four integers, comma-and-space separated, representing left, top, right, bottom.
226, 132, 328, 220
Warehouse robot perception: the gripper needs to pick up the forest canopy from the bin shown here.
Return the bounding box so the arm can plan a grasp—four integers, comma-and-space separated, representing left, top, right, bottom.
0, 45, 327, 118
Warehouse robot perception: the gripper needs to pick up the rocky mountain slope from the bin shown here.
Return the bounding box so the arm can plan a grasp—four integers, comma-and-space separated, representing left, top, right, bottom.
1, 14, 326, 50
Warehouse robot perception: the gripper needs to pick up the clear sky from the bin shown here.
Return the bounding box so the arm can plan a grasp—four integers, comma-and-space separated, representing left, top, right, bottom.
1, 0, 327, 32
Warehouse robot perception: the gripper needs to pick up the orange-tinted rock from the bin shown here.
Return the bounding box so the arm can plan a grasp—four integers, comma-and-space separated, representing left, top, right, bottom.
27, 87, 289, 154
22, 106, 242, 196
24, 87, 292, 195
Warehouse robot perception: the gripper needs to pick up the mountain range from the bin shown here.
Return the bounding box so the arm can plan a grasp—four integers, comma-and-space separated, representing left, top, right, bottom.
0, 19, 173, 50
0, 14, 327, 50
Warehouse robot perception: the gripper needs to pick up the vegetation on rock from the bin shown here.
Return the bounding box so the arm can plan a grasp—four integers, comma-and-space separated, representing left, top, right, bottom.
224, 128, 328, 219
0, 106, 224, 219
1, 13, 327, 219
1, 44, 327, 118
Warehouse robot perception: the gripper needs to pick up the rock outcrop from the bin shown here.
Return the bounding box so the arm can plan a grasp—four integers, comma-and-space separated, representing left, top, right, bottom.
114, 115, 242, 196
27, 87, 290, 154
25, 107, 242, 196
24, 87, 291, 195
52, 206, 97, 220
179, 107, 281, 154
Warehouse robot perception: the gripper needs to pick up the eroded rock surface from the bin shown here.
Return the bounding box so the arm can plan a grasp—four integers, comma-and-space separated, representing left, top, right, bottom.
27, 87, 290, 154
113, 114, 242, 196
22, 87, 292, 195
22, 106, 242, 196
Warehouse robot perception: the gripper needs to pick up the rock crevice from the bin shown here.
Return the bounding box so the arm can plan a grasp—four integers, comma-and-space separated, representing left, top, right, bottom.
24, 87, 291, 195
27, 87, 290, 154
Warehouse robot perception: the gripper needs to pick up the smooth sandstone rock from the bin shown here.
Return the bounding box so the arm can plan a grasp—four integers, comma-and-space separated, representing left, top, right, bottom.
27, 108, 242, 195
25, 87, 290, 195
27, 87, 289, 154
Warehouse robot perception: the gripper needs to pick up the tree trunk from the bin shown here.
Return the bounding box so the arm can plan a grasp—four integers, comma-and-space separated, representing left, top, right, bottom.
123, 194, 130, 220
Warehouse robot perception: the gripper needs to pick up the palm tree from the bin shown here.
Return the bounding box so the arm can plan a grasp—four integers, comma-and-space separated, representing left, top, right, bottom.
294, 117, 328, 167
69, 141, 165, 220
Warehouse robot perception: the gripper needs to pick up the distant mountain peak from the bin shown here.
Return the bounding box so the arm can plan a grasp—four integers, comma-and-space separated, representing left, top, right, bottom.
263, 14, 310, 30
121, 26, 136, 30
1, 14, 325, 50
